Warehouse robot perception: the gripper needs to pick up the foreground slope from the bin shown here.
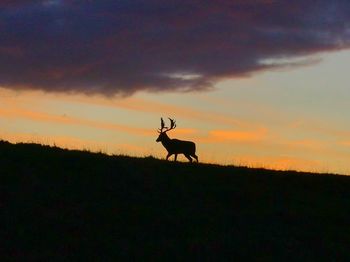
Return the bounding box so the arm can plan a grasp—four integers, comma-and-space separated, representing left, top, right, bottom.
2, 141, 350, 260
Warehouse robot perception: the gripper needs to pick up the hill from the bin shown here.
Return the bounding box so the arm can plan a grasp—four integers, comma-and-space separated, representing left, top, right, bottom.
2, 140, 350, 260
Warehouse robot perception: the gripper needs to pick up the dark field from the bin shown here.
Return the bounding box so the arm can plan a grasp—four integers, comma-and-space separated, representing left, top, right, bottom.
2, 140, 349, 261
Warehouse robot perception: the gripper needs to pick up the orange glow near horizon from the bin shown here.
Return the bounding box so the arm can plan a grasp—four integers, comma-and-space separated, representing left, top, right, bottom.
0, 129, 332, 174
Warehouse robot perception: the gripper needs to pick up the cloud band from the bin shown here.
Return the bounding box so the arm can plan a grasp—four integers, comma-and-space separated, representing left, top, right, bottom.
0, 0, 349, 95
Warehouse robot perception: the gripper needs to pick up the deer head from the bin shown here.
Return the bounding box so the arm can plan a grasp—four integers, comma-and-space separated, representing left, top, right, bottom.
156, 117, 176, 142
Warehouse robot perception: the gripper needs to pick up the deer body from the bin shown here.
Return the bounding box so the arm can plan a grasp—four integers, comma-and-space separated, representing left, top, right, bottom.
156, 118, 198, 162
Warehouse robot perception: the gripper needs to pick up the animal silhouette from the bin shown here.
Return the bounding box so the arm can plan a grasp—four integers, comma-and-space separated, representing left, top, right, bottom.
156, 118, 198, 162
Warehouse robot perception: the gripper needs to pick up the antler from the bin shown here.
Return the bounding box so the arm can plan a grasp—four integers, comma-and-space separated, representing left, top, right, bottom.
158, 117, 177, 133
158, 117, 166, 133
168, 118, 176, 131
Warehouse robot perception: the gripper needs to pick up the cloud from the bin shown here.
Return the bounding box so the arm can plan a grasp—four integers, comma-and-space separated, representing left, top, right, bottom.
0, 106, 154, 136
0, 0, 349, 95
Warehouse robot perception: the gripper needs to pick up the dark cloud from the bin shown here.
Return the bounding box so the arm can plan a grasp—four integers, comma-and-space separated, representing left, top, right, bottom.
0, 0, 349, 95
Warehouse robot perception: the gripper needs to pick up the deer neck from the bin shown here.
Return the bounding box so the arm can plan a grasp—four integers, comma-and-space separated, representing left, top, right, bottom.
161, 133, 172, 148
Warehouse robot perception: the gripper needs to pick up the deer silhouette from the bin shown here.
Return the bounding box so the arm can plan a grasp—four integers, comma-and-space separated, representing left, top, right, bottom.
156, 118, 198, 162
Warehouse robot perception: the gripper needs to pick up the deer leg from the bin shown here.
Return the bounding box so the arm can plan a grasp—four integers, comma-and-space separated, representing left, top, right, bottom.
166, 153, 172, 160
184, 154, 193, 162
191, 154, 198, 162
174, 154, 178, 161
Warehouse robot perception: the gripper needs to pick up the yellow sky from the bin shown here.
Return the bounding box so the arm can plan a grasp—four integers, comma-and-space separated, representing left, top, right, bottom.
1, 50, 350, 175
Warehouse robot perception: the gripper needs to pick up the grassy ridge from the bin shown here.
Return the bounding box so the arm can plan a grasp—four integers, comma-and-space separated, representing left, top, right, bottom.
2, 140, 350, 260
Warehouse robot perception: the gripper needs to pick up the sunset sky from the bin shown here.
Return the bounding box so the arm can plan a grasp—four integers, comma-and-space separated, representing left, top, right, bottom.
1, 1, 350, 174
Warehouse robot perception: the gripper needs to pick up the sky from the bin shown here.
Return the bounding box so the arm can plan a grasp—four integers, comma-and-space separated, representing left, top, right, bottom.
1, 1, 350, 174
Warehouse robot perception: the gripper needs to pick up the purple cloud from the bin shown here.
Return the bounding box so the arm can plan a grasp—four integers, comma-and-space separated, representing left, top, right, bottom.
0, 0, 349, 95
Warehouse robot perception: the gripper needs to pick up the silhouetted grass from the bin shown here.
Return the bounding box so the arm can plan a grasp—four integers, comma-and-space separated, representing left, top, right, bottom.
2, 140, 349, 260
